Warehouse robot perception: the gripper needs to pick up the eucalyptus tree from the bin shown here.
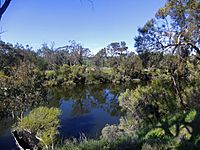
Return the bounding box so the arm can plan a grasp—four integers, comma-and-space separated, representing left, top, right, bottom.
107, 41, 128, 58
106, 41, 128, 67
94, 48, 108, 67
64, 40, 91, 66
134, 0, 200, 108
135, 0, 199, 57
117, 1, 200, 147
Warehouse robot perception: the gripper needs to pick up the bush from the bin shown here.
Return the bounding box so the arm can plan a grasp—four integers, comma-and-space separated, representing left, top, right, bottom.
101, 124, 126, 142
15, 107, 61, 149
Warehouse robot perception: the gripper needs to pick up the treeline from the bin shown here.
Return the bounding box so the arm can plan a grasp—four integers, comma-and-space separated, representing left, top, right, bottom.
0, 39, 177, 87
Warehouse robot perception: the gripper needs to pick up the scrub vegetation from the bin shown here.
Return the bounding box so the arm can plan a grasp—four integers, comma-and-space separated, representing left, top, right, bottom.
0, 0, 199, 149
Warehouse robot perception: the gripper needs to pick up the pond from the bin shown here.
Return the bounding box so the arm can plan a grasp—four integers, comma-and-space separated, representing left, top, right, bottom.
0, 84, 132, 149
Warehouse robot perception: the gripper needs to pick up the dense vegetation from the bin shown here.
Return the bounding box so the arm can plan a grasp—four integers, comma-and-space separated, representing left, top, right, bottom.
0, 0, 199, 149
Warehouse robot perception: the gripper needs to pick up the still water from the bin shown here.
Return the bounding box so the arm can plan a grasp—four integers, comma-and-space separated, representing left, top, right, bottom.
0, 84, 131, 149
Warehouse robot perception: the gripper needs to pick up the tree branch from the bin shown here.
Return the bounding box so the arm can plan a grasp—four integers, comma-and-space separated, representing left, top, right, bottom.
0, 0, 12, 20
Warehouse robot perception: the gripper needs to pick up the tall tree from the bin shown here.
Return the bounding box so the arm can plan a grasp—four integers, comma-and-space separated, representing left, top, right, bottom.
94, 48, 107, 67
134, 0, 200, 108
107, 41, 128, 67
66, 40, 91, 66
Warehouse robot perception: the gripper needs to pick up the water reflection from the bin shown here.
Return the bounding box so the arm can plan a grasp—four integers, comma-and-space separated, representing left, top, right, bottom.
48, 84, 130, 117
48, 84, 127, 138
0, 83, 133, 149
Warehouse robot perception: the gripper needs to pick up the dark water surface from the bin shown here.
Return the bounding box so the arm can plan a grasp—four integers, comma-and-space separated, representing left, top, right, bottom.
0, 84, 132, 149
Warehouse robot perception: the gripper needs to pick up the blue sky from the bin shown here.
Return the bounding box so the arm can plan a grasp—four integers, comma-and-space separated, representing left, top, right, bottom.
0, 0, 165, 54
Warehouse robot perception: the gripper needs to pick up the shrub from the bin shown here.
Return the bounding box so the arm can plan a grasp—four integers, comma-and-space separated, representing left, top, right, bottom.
15, 107, 61, 149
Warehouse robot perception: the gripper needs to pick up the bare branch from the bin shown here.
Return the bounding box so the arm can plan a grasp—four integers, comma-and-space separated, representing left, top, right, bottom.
0, 0, 12, 20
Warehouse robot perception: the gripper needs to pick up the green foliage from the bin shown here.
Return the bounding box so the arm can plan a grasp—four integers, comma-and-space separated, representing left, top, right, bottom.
45, 70, 57, 80
118, 73, 178, 130
16, 107, 61, 149
101, 125, 126, 142
77, 139, 109, 150
45, 64, 131, 86
0, 62, 47, 119
145, 128, 164, 140
0, 0, 199, 149
58, 134, 143, 150
0, 71, 6, 78
185, 110, 197, 123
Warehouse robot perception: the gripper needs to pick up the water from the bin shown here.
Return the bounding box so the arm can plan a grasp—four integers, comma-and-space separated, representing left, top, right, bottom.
0, 84, 130, 149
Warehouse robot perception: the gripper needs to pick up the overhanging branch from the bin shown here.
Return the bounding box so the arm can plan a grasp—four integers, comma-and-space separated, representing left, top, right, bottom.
0, 0, 12, 20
